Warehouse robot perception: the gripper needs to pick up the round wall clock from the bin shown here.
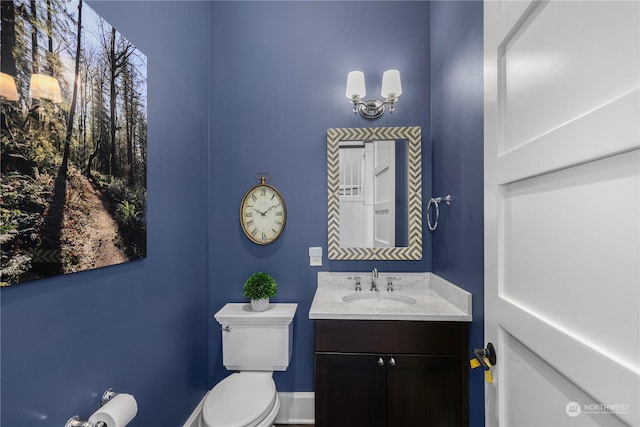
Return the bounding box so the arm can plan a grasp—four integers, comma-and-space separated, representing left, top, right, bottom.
239, 173, 287, 245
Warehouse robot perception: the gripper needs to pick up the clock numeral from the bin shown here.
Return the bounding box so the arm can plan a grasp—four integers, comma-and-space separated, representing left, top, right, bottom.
245, 212, 253, 217
275, 212, 283, 216
261, 188, 266, 196
261, 233, 267, 240
246, 220, 254, 227
251, 229, 258, 236
272, 228, 278, 235
251, 194, 257, 201
271, 194, 275, 200
275, 220, 282, 226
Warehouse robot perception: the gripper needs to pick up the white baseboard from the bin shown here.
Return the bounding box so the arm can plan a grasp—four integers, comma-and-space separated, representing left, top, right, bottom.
183, 391, 314, 427
274, 392, 315, 424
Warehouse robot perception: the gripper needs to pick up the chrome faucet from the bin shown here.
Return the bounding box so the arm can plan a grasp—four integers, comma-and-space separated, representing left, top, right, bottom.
371, 268, 379, 291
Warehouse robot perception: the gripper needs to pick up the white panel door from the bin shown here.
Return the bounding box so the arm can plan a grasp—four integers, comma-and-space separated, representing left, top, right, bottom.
373, 140, 395, 248
484, 1, 639, 426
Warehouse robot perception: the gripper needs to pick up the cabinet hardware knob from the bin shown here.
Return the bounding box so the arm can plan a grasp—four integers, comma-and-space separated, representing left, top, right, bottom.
377, 357, 385, 366
389, 357, 396, 366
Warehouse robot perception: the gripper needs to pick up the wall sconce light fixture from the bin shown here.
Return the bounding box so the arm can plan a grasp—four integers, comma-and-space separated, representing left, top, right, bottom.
0, 72, 19, 102
29, 73, 62, 103
346, 69, 402, 119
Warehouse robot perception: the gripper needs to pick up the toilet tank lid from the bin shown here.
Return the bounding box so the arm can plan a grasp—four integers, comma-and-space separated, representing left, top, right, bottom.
215, 303, 298, 325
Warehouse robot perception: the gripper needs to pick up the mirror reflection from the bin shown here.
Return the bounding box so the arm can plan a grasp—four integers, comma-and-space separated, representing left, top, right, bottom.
327, 126, 422, 261
338, 140, 408, 248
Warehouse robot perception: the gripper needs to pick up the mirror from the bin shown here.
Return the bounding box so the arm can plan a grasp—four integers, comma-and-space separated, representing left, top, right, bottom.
327, 126, 422, 260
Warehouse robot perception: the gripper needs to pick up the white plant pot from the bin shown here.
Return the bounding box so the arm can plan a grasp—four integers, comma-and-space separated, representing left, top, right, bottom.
251, 298, 270, 312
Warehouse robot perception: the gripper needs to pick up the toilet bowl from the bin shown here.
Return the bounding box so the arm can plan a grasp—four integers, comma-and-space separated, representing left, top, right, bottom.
202, 303, 297, 427
202, 372, 280, 427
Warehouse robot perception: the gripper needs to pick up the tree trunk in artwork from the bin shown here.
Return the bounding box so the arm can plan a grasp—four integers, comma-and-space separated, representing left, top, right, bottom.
86, 73, 101, 175
123, 63, 137, 184
109, 27, 118, 177
46, 0, 53, 75
61, 0, 82, 176
30, 0, 39, 74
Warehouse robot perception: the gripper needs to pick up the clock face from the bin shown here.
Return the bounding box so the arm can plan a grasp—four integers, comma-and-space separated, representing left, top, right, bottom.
240, 183, 287, 245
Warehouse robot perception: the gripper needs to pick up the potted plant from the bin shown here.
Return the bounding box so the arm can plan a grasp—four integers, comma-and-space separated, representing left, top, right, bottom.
243, 272, 277, 312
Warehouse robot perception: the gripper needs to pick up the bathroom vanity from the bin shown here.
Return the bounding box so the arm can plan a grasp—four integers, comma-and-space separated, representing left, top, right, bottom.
309, 272, 472, 427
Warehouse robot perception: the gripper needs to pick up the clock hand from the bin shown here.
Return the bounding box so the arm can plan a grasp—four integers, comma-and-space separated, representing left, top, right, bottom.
263, 205, 275, 214
254, 208, 267, 216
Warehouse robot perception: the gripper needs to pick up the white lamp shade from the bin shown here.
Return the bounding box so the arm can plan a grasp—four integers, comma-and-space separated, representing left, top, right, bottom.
346, 71, 366, 99
381, 69, 402, 98
29, 74, 62, 103
0, 72, 19, 101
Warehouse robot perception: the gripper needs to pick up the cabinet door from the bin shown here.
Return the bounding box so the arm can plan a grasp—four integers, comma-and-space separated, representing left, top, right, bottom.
315, 352, 387, 427
387, 354, 462, 427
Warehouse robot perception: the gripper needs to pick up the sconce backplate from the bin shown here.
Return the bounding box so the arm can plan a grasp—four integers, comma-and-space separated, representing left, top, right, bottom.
358, 100, 385, 119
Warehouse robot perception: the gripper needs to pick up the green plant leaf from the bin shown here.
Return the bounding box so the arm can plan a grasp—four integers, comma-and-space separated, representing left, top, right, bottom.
243, 272, 277, 300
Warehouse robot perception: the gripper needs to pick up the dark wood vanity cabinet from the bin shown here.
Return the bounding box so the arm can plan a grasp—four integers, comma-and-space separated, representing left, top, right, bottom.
314, 320, 470, 427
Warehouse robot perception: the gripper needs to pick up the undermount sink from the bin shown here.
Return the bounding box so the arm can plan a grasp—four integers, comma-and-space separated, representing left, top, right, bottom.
342, 292, 417, 308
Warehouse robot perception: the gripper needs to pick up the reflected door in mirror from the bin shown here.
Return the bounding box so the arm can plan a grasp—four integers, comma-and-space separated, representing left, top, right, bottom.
339, 140, 408, 248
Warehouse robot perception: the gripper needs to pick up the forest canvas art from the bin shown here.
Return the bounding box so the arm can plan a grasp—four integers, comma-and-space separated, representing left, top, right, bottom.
1, 0, 147, 286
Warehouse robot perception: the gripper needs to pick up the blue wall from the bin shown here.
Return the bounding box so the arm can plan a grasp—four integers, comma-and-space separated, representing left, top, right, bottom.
208, 1, 431, 391
1, 2, 211, 426
430, 2, 485, 426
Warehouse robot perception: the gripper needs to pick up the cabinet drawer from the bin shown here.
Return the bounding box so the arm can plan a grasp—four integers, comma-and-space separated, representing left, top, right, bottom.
315, 320, 468, 355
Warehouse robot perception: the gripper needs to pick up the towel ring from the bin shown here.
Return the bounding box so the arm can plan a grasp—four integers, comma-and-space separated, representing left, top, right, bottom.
427, 195, 451, 231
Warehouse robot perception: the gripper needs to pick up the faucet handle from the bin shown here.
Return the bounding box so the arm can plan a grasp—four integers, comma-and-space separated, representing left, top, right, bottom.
386, 276, 401, 291
348, 276, 362, 291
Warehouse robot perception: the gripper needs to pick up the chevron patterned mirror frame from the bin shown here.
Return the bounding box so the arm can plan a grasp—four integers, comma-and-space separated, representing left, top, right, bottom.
327, 126, 422, 260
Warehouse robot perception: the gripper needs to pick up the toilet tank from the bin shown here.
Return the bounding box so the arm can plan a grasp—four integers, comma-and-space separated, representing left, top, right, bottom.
214, 303, 297, 371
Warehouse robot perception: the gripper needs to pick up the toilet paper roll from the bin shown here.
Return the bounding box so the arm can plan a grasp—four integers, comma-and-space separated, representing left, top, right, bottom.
88, 393, 138, 427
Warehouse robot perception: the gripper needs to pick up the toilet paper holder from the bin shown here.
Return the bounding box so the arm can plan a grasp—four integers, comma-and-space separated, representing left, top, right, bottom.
101, 388, 118, 406
64, 389, 123, 427
65, 416, 105, 427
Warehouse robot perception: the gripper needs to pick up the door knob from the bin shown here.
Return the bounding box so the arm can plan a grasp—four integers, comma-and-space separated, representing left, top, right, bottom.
377, 356, 385, 366
473, 342, 496, 369
389, 356, 396, 366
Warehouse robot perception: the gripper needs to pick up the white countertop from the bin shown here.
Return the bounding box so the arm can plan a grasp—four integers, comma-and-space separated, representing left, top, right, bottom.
309, 272, 472, 322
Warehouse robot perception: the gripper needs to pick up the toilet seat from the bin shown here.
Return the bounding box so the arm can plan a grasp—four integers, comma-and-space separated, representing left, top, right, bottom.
202, 372, 278, 427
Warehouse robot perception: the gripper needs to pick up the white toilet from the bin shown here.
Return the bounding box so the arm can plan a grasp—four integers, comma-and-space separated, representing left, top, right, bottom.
202, 303, 298, 427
